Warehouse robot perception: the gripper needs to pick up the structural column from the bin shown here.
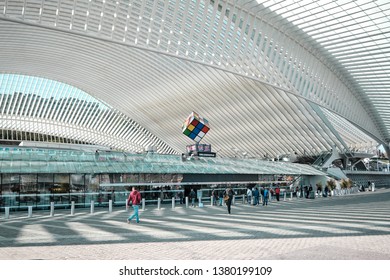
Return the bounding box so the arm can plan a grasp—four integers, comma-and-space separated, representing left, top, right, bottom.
28, 206, 33, 218
90, 200, 95, 214
50, 202, 55, 217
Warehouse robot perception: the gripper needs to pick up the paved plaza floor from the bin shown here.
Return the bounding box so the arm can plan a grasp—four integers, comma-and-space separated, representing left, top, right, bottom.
1, 189, 390, 260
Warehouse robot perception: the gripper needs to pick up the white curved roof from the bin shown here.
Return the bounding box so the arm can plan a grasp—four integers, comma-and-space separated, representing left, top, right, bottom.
0, 0, 389, 158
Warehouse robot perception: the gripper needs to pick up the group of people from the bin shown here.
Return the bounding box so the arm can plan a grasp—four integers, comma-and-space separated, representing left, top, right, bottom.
210, 189, 230, 207
191, 186, 279, 215
246, 186, 281, 205
125, 185, 283, 223
295, 185, 327, 198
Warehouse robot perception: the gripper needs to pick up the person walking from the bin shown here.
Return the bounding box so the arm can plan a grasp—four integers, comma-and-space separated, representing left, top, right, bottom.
190, 188, 196, 207
218, 189, 224, 206
246, 187, 252, 204
260, 186, 264, 200
178, 190, 184, 204
270, 188, 274, 201
275, 185, 280, 201
127, 187, 141, 224
262, 187, 269, 206
224, 187, 233, 214
253, 187, 260, 205
211, 189, 218, 205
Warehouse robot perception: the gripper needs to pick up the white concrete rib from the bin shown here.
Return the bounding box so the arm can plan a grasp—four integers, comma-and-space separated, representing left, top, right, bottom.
0, 0, 388, 157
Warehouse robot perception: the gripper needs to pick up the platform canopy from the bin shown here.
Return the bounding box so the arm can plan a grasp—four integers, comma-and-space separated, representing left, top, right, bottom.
0, 146, 325, 176
0, 0, 389, 159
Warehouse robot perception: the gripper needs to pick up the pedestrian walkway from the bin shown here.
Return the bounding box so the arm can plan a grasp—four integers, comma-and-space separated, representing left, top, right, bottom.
1, 189, 390, 260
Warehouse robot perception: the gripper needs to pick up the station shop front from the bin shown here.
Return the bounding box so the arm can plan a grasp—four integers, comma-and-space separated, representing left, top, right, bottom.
0, 172, 297, 211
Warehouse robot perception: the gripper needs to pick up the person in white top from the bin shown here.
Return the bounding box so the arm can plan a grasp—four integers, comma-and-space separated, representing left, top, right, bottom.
246, 188, 252, 204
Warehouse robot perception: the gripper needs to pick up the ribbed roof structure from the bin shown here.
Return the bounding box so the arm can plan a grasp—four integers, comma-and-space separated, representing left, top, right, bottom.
0, 0, 389, 158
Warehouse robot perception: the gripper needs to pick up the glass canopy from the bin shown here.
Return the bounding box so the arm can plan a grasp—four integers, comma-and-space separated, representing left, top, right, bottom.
0, 146, 324, 175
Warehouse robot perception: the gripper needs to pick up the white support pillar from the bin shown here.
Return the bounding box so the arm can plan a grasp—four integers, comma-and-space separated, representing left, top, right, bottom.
71, 201, 75, 216
5, 207, 10, 219
108, 199, 113, 213
172, 197, 175, 209
185, 196, 189, 208
210, 196, 214, 206
290, 192, 293, 200
233, 195, 236, 205
90, 200, 95, 214
28, 206, 33, 218
243, 194, 246, 204
142, 198, 145, 211
125, 198, 129, 211
283, 192, 286, 201
50, 202, 54, 217
157, 197, 161, 210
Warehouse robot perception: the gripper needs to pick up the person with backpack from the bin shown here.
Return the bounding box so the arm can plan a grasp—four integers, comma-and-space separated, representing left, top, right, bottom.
127, 187, 142, 224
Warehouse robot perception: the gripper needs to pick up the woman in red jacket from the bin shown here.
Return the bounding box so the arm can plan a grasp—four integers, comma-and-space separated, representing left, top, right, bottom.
127, 187, 141, 224
275, 186, 280, 201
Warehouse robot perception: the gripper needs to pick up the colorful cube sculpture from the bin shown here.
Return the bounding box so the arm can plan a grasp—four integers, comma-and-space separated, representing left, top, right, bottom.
182, 112, 210, 143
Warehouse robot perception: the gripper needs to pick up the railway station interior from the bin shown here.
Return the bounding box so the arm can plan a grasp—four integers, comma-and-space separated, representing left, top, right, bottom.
1, 0, 390, 212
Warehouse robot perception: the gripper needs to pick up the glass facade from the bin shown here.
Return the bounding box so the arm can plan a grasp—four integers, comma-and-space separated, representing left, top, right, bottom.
0, 171, 254, 210
0, 146, 323, 211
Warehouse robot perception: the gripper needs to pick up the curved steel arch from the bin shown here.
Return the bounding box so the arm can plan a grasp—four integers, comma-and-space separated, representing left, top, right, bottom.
0, 0, 388, 158
0, 74, 176, 153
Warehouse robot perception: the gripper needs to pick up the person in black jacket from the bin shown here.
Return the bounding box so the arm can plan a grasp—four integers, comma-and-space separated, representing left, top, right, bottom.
218, 189, 224, 206
190, 189, 196, 207
224, 187, 233, 214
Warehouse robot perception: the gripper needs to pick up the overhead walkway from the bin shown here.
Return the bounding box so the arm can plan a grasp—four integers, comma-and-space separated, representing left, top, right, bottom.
311, 149, 390, 186
312, 151, 333, 168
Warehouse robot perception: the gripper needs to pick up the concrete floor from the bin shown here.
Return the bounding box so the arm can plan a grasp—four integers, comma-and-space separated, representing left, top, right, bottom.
1, 189, 390, 260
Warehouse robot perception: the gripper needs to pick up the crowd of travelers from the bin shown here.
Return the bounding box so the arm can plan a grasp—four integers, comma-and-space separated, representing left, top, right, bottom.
126, 180, 375, 221
126, 180, 375, 218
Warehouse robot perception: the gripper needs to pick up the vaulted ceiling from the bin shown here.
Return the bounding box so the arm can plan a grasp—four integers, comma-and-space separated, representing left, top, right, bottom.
0, 0, 389, 158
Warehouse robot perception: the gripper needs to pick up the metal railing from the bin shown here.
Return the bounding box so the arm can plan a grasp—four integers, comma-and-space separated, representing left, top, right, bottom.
0, 188, 245, 211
